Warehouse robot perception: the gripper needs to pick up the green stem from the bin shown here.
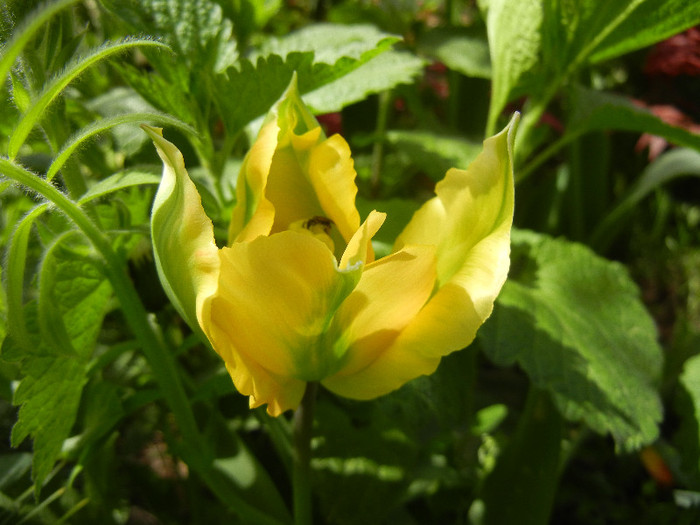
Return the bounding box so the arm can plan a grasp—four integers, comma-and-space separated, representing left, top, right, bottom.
370, 91, 391, 194
292, 382, 318, 525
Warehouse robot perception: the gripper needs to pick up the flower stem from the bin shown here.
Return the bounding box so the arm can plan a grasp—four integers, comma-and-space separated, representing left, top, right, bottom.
292, 382, 318, 525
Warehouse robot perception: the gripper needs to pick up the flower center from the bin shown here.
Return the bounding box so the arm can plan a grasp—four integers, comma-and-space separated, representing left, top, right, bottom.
289, 215, 336, 254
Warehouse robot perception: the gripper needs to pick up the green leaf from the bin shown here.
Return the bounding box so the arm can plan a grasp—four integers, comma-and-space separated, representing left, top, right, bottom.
569, 86, 700, 151
592, 148, 700, 251
8, 236, 112, 489
480, 390, 562, 525
418, 26, 492, 79
11, 356, 87, 489
303, 51, 426, 114
483, 0, 543, 130
215, 25, 413, 134
38, 235, 113, 358
3, 205, 48, 352
255, 23, 400, 64
589, 0, 700, 63
78, 170, 162, 205
479, 230, 663, 452
101, 0, 238, 71
540, 0, 644, 75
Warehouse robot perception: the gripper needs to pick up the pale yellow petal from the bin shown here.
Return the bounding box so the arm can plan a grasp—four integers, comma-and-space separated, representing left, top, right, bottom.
144, 125, 220, 332
339, 210, 386, 270
322, 244, 437, 397
324, 116, 518, 400
393, 115, 517, 349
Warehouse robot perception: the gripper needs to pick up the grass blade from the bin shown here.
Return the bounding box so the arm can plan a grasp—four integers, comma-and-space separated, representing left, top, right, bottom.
47, 111, 197, 182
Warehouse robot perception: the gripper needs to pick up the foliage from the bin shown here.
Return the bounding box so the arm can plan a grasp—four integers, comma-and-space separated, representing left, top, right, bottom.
0, 0, 699, 523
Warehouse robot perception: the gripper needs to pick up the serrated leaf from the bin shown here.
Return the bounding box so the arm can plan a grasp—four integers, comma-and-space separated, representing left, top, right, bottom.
255, 23, 400, 64
304, 51, 426, 114
418, 27, 492, 79
589, 0, 700, 63
215, 27, 417, 134
9, 237, 112, 490
101, 0, 238, 72
11, 356, 87, 489
38, 237, 112, 358
479, 230, 663, 452
569, 86, 700, 151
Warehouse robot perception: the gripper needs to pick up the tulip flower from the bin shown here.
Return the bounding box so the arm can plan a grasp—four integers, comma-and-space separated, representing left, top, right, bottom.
145, 78, 517, 417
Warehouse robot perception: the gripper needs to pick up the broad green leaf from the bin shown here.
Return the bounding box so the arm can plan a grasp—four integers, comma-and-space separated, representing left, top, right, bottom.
483, 0, 543, 130
101, 0, 238, 72
215, 25, 407, 133
115, 58, 196, 126
418, 27, 492, 79
38, 236, 112, 358
479, 230, 663, 452
589, 0, 700, 63
304, 51, 426, 114
569, 86, 700, 152
254, 23, 400, 65
11, 356, 87, 490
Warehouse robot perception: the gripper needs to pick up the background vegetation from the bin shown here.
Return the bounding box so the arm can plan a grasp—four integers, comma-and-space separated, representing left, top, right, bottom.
1, 0, 699, 523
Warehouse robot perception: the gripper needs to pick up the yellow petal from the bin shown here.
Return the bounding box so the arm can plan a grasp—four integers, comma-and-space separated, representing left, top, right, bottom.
199, 231, 362, 414
322, 244, 437, 398
397, 115, 515, 347
228, 77, 361, 248
229, 118, 278, 243
307, 134, 361, 243
339, 210, 386, 270
144, 125, 220, 332
325, 116, 518, 400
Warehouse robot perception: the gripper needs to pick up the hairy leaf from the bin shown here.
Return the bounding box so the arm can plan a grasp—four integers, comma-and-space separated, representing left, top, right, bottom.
479, 230, 663, 452
8, 236, 112, 489
101, 0, 238, 71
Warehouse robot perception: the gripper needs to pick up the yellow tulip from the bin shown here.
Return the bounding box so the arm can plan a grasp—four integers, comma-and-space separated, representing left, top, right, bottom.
145, 78, 517, 416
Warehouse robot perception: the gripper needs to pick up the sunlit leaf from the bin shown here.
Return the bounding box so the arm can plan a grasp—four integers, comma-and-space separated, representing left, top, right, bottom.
479, 230, 663, 452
